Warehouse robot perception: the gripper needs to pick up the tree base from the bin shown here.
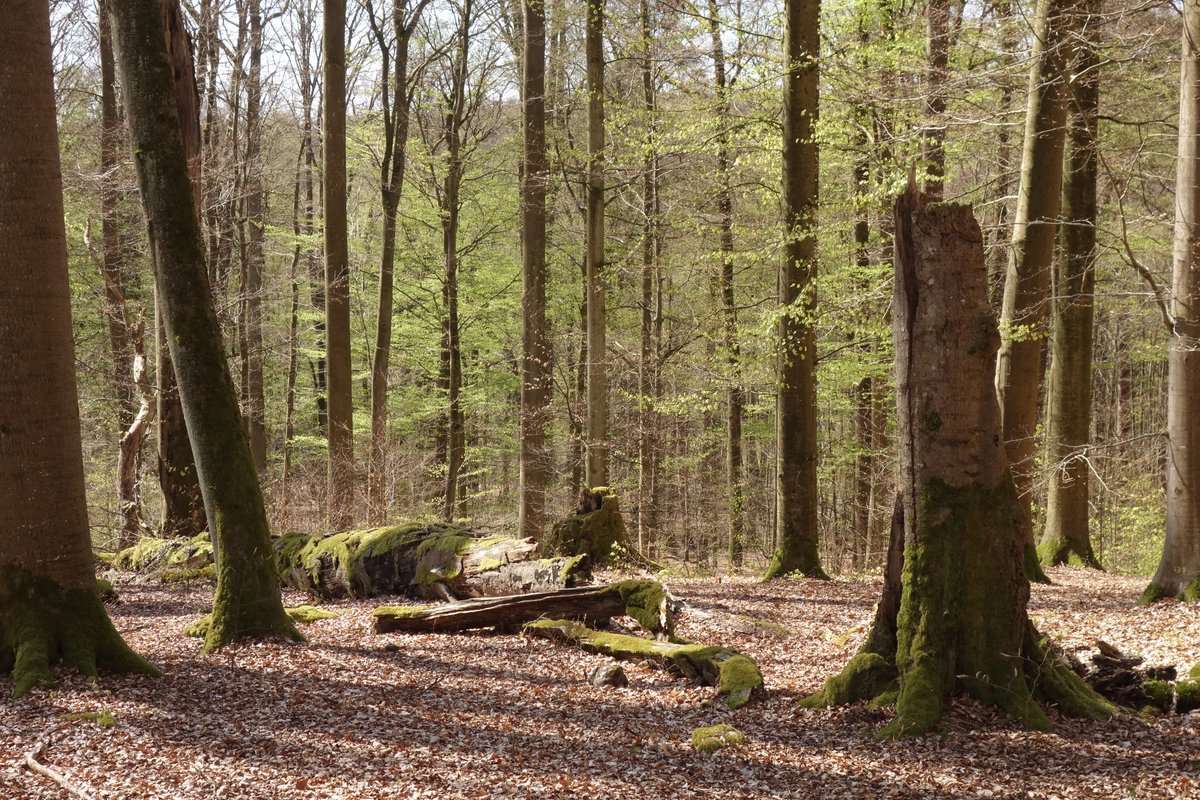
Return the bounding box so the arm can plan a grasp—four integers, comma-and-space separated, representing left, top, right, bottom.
0, 569, 159, 697
1037, 536, 1103, 570
762, 545, 829, 581
1024, 543, 1052, 585
1140, 576, 1200, 605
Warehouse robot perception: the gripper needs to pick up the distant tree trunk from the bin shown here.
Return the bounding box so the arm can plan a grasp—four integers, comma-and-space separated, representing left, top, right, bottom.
767, 0, 828, 580
108, 0, 300, 650
584, 0, 608, 489
367, 0, 427, 523
995, 0, 1076, 584
519, 0, 552, 540
241, 0, 268, 471
0, 0, 157, 698
325, 0, 355, 530
923, 0, 949, 199
801, 189, 1112, 737
1039, 0, 1102, 570
157, 0, 208, 540
281, 140, 303, 526
116, 319, 156, 548
1144, 0, 1200, 603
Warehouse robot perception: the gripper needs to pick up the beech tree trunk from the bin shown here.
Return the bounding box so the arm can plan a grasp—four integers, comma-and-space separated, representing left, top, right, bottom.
519, 0, 552, 540
801, 189, 1111, 736
768, 0, 827, 580
1039, 0, 1102, 569
1145, 0, 1200, 603
995, 0, 1077, 584
1, 0, 157, 697
584, 0, 608, 489
325, 0, 355, 531
108, 0, 301, 650
241, 0, 268, 471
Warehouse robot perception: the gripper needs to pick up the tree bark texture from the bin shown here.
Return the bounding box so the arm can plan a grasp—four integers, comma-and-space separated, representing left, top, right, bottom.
995, 0, 1077, 583
584, 0, 608, 489
241, 0, 268, 471
325, 0, 355, 531
1145, 0, 1200, 603
0, 0, 157, 697
108, 0, 301, 651
1039, 0, 1102, 570
768, 0, 827, 580
923, 0, 949, 199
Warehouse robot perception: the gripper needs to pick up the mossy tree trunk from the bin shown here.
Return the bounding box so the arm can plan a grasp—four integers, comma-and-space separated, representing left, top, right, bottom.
802, 190, 1112, 737
108, 0, 301, 651
1145, 0, 1200, 604
0, 0, 158, 696
1039, 0, 1102, 570
768, 0, 828, 581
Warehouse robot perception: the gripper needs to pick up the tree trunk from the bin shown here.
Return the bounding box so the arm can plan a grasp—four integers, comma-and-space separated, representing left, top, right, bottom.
108, 0, 301, 650
1039, 0, 1102, 570
638, 0, 661, 557
801, 188, 1112, 736
116, 320, 156, 548
995, 0, 1077, 584
1144, 0, 1200, 603
157, 0, 208, 540
923, 0, 949, 199
325, 0, 355, 531
584, 0, 608, 489
767, 0, 827, 580
0, 0, 157, 697
519, 0, 552, 540
241, 0, 268, 472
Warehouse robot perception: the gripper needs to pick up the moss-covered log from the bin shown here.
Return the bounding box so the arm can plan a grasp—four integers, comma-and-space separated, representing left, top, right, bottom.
274, 524, 589, 600
373, 580, 669, 635
541, 488, 656, 568
801, 191, 1112, 737
524, 618, 762, 709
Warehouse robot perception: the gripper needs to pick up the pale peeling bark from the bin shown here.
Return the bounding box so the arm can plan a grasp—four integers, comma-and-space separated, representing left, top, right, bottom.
1145, 0, 1200, 603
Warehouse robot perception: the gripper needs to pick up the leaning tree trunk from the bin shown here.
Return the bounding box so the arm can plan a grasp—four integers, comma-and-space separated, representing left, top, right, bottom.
1039, 0, 1102, 570
1145, 0, 1200, 603
801, 188, 1112, 737
0, 0, 158, 697
768, 0, 827, 580
108, 0, 301, 651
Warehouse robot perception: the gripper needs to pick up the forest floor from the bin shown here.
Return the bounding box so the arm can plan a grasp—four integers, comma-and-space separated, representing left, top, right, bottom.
2, 567, 1198, 799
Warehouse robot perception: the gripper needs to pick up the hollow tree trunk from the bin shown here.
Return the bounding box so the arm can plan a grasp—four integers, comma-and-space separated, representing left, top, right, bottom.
801, 188, 1112, 737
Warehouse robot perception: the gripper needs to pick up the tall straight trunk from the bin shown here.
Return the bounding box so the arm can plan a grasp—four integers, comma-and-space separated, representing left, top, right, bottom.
1039, 0, 1101, 569
242, 0, 268, 471
801, 189, 1112, 737
584, 0, 608, 489
368, 0, 427, 522
995, 0, 1075, 584
325, 0, 355, 530
281, 140, 304, 527
924, 0, 949, 199
988, 0, 1021, 309
706, 0, 744, 569
108, 0, 300, 650
637, 0, 660, 555
0, 0, 157, 697
519, 0, 551, 540
1144, 0, 1200, 603
767, 0, 828, 580
157, 0, 208, 539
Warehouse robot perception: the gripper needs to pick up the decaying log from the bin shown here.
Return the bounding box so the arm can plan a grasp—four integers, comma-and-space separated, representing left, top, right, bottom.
273, 524, 590, 600
524, 618, 763, 709
372, 580, 671, 635
675, 599, 791, 638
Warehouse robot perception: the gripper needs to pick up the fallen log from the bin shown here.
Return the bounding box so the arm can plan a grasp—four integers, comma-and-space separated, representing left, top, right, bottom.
524, 618, 763, 709
373, 580, 671, 635
274, 524, 589, 600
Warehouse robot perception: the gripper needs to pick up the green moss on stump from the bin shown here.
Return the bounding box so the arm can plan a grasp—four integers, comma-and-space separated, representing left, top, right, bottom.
1177, 682, 1200, 714
613, 579, 670, 636
691, 724, 746, 753
1143, 680, 1174, 712
542, 489, 637, 566
799, 652, 896, 709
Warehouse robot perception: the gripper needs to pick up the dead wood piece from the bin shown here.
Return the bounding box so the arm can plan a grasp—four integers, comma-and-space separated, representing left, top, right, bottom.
23, 742, 96, 800
676, 599, 791, 638
523, 618, 763, 709
373, 579, 670, 635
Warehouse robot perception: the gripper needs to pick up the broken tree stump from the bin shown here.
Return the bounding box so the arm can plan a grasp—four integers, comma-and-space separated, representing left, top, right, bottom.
523, 618, 763, 709
373, 580, 672, 635
540, 488, 657, 569
274, 524, 590, 600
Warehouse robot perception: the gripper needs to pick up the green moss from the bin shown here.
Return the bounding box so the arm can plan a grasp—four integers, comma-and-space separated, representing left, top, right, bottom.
285, 605, 341, 623
868, 688, 900, 708
184, 615, 211, 639
614, 579, 669, 635
161, 564, 216, 583
96, 578, 116, 602
112, 537, 173, 571
762, 540, 830, 581
373, 605, 431, 618
1143, 679, 1174, 712
1189, 663, 1200, 681
1177, 681, 1200, 714
715, 655, 763, 710
360, 524, 429, 560
799, 652, 896, 709
61, 710, 118, 728
475, 557, 504, 572
691, 724, 746, 753
0, 567, 159, 697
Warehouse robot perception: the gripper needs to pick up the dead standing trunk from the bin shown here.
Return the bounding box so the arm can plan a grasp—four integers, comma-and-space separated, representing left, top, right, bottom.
801, 188, 1112, 736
